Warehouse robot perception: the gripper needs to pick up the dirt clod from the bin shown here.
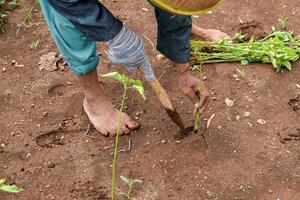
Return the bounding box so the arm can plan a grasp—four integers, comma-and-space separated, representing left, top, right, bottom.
288, 94, 300, 111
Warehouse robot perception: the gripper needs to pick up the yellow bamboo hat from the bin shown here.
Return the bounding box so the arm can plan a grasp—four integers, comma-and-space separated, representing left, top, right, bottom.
149, 0, 222, 16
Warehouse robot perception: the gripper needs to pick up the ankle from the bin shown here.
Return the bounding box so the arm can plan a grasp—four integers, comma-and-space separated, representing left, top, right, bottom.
84, 91, 107, 104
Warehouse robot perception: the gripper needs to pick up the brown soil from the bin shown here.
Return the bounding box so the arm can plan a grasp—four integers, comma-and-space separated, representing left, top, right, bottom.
1, 0, 300, 199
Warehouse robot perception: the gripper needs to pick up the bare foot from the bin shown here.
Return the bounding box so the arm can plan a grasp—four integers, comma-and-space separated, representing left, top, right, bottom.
191, 24, 228, 41
83, 97, 139, 136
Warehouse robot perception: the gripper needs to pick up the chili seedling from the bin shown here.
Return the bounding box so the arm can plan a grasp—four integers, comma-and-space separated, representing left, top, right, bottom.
0, 179, 23, 193
116, 176, 143, 199
101, 72, 145, 200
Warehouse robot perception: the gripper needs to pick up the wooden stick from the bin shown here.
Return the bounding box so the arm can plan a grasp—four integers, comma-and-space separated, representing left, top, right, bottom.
148, 78, 174, 111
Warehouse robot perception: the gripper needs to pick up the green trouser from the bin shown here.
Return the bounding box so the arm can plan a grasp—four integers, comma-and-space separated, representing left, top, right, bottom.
40, 0, 99, 75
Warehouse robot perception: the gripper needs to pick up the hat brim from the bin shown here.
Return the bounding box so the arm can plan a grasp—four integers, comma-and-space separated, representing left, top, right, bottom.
149, 0, 223, 16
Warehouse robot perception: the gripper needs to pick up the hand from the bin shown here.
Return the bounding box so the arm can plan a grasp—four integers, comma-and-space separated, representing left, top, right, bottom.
201, 29, 229, 41
178, 71, 210, 111
192, 25, 229, 42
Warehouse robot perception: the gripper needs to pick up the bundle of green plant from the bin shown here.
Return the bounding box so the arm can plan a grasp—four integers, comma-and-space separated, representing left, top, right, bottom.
191, 29, 300, 72
101, 72, 145, 200
0, 179, 23, 193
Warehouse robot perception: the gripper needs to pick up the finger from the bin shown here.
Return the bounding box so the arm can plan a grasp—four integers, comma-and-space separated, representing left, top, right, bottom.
198, 87, 210, 108
184, 90, 198, 104
199, 98, 210, 113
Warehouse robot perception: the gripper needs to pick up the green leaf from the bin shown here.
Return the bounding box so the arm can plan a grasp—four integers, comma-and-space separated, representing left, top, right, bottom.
234, 32, 246, 42
102, 72, 146, 100
241, 60, 249, 65
120, 176, 130, 185
0, 181, 23, 193
101, 72, 127, 84
283, 61, 292, 70
131, 80, 146, 100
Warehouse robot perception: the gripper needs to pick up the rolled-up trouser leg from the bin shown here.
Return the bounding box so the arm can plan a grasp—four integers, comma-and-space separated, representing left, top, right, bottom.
40, 0, 99, 75
153, 4, 192, 64
108, 26, 155, 80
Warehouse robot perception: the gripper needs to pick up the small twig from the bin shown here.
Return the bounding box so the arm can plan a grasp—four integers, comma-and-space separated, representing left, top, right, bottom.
119, 138, 132, 153
38, 48, 48, 54
143, 35, 156, 53
127, 138, 131, 151
158, 71, 165, 81
84, 124, 99, 139
206, 114, 216, 129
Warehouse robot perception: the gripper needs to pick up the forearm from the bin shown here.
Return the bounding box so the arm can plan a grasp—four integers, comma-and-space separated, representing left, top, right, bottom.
191, 24, 207, 38
108, 26, 155, 80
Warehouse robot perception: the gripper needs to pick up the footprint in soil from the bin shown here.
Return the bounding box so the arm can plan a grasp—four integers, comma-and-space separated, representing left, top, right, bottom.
35, 128, 66, 148
278, 128, 300, 144
48, 83, 78, 97
288, 94, 300, 111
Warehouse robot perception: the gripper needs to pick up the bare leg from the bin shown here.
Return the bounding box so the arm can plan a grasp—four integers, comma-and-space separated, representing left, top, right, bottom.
79, 69, 139, 136
191, 24, 228, 41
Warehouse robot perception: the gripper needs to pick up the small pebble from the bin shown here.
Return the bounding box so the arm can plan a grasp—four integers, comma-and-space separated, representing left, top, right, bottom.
26, 152, 32, 159
244, 111, 251, 118
257, 119, 267, 125
42, 111, 48, 117
225, 98, 234, 107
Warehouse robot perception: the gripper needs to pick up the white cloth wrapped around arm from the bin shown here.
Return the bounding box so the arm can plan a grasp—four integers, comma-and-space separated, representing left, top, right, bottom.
108, 26, 155, 80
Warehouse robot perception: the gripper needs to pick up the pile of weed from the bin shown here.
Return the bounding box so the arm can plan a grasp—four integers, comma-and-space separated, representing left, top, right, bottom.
191, 29, 300, 72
